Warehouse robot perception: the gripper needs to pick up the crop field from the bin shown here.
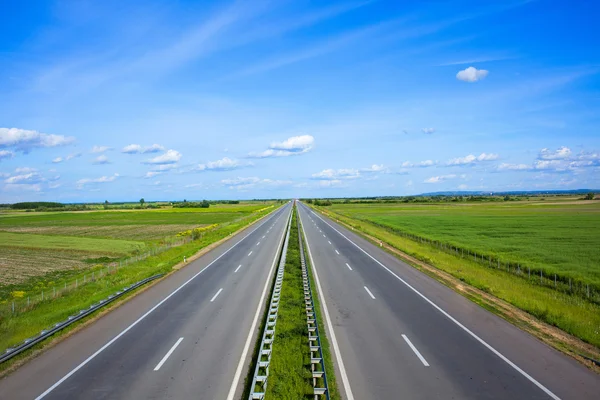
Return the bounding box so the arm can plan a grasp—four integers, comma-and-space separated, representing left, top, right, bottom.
328, 201, 600, 286
0, 204, 270, 288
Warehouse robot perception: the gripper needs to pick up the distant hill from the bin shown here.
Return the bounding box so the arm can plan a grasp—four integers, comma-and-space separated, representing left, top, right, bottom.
419, 189, 597, 197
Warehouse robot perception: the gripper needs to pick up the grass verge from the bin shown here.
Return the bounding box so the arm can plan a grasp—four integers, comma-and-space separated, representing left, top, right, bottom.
264, 207, 313, 399
311, 205, 600, 368
0, 205, 279, 376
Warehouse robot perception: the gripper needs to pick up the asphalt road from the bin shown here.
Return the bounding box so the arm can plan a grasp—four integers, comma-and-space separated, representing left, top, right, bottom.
297, 202, 600, 400
0, 202, 292, 400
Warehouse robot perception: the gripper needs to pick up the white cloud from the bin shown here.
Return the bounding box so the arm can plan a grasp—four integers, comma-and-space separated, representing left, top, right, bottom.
538, 146, 571, 160
221, 176, 293, 191
4, 172, 45, 184
152, 164, 179, 171
145, 171, 161, 178
360, 164, 386, 173
0, 127, 75, 152
122, 144, 143, 154
498, 163, 531, 171
52, 157, 64, 164
312, 168, 360, 180
448, 153, 498, 165
458, 184, 468, 190
197, 157, 251, 171
54, 152, 81, 163
424, 174, 456, 183
0, 150, 14, 160
143, 149, 182, 165
14, 167, 37, 173
142, 144, 165, 153
421, 128, 435, 134
91, 145, 111, 153
456, 66, 489, 82
76, 173, 119, 188
249, 135, 314, 158
185, 183, 205, 188
401, 160, 436, 168
93, 154, 110, 164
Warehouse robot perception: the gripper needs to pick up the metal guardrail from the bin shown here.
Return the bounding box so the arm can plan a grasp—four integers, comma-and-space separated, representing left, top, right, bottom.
298, 212, 330, 399
0, 273, 163, 364
248, 209, 293, 399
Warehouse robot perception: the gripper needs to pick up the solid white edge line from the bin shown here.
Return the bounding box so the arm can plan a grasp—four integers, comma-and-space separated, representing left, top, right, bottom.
153, 337, 184, 371
364, 286, 376, 300
298, 206, 355, 400
234, 265, 242, 273
402, 334, 429, 367
305, 204, 561, 400
226, 205, 292, 400
34, 205, 284, 400
210, 288, 224, 302
346, 263, 352, 271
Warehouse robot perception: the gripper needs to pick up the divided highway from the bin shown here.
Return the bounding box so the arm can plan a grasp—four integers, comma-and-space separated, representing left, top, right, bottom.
297, 202, 600, 400
0, 203, 293, 400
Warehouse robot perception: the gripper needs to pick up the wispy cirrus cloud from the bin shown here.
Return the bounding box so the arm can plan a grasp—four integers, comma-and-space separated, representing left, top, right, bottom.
76, 173, 119, 188
91, 145, 111, 153
0, 150, 14, 161
52, 152, 81, 163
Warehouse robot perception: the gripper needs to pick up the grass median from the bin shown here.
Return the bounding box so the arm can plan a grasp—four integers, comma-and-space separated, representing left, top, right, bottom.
0, 205, 278, 375
264, 207, 313, 399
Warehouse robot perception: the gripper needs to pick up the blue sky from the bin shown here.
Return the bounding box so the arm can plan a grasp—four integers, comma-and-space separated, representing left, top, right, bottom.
1, 0, 599, 202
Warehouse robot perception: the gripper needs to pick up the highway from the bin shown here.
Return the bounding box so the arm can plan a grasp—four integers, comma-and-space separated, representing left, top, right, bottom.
0, 203, 293, 400
297, 202, 600, 400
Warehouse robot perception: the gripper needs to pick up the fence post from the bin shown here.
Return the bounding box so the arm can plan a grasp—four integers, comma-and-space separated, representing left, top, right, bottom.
27, 297, 30, 306
12, 301, 15, 314
42, 291, 44, 301
76, 278, 78, 288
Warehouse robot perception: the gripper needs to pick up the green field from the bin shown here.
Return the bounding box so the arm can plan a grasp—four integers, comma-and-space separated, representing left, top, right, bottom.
0, 203, 272, 289
315, 200, 600, 351
328, 201, 600, 287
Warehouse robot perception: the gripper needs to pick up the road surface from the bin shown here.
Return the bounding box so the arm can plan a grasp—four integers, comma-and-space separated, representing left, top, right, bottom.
297, 202, 600, 400
0, 203, 292, 400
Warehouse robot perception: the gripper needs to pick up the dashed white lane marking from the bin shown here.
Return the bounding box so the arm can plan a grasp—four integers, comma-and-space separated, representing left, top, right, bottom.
234, 265, 242, 273
328, 241, 332, 245
248, 251, 253, 256
257, 242, 260, 246
210, 288, 223, 302
402, 334, 430, 367
154, 337, 184, 371
262, 235, 265, 239
346, 263, 352, 270
364, 286, 376, 300
335, 250, 340, 255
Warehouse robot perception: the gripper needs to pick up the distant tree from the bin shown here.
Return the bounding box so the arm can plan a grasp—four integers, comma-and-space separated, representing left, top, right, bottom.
200, 200, 210, 208
504, 195, 511, 201
585, 192, 595, 200
140, 198, 145, 208
104, 200, 109, 209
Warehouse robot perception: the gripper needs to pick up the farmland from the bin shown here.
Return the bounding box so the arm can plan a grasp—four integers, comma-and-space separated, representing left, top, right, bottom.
0, 202, 278, 357
326, 200, 600, 287
313, 199, 600, 350
0, 203, 271, 290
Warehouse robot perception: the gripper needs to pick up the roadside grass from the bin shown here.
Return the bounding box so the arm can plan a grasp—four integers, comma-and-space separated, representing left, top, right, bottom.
0, 224, 202, 240
0, 205, 277, 373
328, 202, 600, 287
298, 212, 341, 400
315, 206, 600, 353
265, 208, 313, 399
